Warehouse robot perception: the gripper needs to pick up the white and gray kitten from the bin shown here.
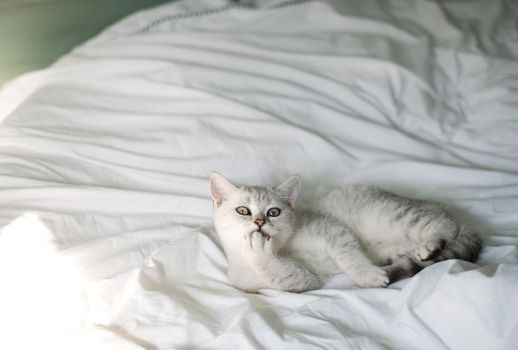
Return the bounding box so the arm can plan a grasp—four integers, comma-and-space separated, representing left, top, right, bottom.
210, 173, 481, 293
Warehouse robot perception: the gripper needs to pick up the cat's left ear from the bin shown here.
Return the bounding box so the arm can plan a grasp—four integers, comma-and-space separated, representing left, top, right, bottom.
210, 172, 238, 208
275, 175, 301, 205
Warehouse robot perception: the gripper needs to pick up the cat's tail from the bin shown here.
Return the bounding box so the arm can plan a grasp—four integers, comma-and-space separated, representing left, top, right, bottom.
436, 225, 482, 263
383, 226, 482, 283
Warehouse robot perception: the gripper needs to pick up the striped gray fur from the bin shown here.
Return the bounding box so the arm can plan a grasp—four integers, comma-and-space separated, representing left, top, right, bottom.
210, 173, 482, 292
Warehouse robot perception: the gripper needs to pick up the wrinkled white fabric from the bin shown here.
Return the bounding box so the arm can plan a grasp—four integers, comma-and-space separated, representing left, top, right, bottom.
0, 0, 517, 349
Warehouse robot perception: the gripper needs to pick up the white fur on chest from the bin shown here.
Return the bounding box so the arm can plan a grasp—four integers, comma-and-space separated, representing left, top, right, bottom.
286, 233, 340, 278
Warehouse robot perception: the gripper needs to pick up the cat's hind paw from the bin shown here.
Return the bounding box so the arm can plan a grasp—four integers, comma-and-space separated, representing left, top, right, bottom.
353, 266, 389, 288
415, 240, 443, 262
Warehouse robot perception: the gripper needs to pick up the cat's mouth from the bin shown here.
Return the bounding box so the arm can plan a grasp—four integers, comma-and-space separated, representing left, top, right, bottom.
251, 228, 271, 239
258, 230, 271, 239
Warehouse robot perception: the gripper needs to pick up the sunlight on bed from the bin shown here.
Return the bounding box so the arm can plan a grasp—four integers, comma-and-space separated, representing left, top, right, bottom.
0, 214, 87, 350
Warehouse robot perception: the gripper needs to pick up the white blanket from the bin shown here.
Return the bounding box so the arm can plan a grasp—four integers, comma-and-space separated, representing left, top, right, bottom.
1, 0, 517, 349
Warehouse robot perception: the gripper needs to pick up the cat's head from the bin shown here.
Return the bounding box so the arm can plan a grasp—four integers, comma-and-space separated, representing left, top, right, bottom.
209, 172, 301, 251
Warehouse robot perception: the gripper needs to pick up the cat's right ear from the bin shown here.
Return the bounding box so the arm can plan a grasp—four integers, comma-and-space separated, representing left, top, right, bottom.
210, 172, 237, 208
276, 175, 301, 205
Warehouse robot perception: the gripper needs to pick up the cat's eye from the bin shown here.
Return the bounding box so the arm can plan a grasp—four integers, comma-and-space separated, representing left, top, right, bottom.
235, 206, 251, 216
267, 207, 281, 217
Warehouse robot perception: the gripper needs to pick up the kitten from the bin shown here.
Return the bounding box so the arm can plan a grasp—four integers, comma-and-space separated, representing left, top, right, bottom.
210, 172, 482, 292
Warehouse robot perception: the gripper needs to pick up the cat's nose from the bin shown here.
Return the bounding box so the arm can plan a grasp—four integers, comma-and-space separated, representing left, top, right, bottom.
254, 218, 266, 228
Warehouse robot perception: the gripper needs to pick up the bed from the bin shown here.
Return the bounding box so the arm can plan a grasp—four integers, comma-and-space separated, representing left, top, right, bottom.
0, 0, 517, 349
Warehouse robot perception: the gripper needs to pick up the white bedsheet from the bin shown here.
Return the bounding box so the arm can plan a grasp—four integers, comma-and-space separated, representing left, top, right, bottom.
1, 0, 517, 349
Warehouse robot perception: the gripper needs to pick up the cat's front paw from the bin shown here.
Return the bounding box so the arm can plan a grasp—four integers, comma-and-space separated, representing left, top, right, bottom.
353, 266, 389, 288
245, 231, 274, 257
